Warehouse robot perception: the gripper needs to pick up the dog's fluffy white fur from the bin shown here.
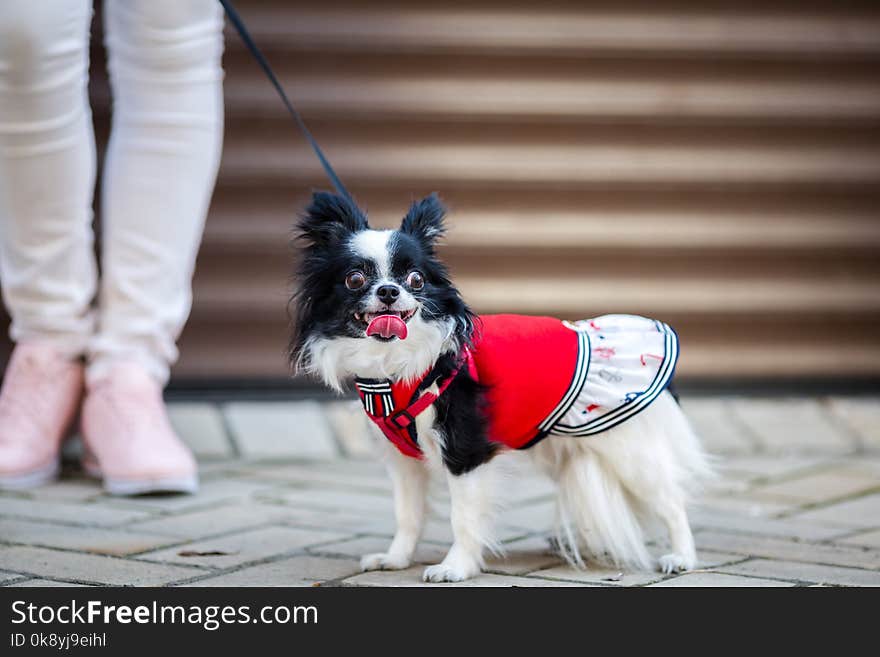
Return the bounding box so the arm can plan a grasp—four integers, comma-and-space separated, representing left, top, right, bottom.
356, 388, 712, 581
304, 302, 712, 581
300, 311, 458, 392
531, 391, 712, 573
293, 194, 712, 582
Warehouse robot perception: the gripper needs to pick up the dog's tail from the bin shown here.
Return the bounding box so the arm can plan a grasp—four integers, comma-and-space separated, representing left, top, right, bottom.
549, 391, 713, 571
554, 448, 654, 571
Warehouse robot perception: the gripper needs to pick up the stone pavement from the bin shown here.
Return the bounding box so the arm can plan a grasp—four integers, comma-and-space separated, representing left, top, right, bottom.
1, 395, 878, 587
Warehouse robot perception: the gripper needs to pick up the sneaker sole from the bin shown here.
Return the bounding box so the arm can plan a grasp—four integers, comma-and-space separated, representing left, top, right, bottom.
82, 461, 198, 497
0, 458, 60, 490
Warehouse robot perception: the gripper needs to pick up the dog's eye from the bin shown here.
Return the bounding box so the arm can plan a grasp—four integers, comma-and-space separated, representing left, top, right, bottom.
345, 271, 366, 290
406, 271, 425, 290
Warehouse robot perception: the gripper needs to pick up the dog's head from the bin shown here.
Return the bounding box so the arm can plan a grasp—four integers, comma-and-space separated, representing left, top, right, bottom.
289, 191, 474, 390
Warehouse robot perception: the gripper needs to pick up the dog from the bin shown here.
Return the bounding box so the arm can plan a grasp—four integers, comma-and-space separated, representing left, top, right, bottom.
289, 191, 712, 582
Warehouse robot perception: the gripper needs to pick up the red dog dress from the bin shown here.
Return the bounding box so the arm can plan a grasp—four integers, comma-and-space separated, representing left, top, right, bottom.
355, 314, 679, 458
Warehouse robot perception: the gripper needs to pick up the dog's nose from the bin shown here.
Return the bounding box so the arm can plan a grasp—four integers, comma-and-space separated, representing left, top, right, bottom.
376, 284, 400, 305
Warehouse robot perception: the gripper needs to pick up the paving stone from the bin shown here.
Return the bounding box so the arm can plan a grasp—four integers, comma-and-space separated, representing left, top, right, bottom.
730, 398, 856, 453
826, 397, 880, 448
344, 565, 588, 587
184, 555, 362, 587
256, 485, 394, 515
419, 518, 526, 545
648, 572, 794, 587
838, 529, 880, 549
127, 503, 303, 539
526, 563, 665, 587
1, 395, 876, 588
789, 494, 880, 529
224, 401, 339, 460
0, 518, 176, 556
498, 500, 557, 533
314, 534, 562, 576
0, 546, 202, 586
500, 533, 555, 550
239, 461, 390, 492
323, 400, 378, 459
257, 458, 389, 479
491, 453, 559, 503
105, 479, 276, 514
689, 508, 847, 542
20, 477, 103, 503
719, 559, 880, 587
834, 456, 880, 478
486, 535, 564, 575
308, 536, 449, 565
136, 526, 351, 569
0, 570, 24, 584
681, 398, 758, 453
196, 499, 393, 535
0, 497, 154, 527
7, 577, 91, 588
499, 478, 557, 505
628, 540, 741, 569
701, 474, 753, 496
717, 455, 827, 483
695, 530, 880, 570
168, 402, 234, 459
417, 520, 455, 545
279, 506, 396, 535
694, 550, 749, 568
694, 494, 796, 518
196, 461, 242, 476
7, 579, 91, 587
749, 465, 879, 505
486, 552, 564, 575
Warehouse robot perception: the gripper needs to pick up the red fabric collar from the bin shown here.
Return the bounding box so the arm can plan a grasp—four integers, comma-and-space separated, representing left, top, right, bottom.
355, 348, 476, 458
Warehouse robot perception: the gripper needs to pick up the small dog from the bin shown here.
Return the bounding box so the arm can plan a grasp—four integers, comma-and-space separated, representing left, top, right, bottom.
290, 191, 712, 582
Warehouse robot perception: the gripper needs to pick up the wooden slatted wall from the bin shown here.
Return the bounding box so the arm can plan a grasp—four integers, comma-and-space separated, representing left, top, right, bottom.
2, 1, 879, 383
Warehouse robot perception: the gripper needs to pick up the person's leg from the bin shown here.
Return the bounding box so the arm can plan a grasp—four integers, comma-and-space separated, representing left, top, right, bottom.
0, 0, 95, 488
89, 0, 224, 383
81, 0, 224, 495
0, 0, 97, 352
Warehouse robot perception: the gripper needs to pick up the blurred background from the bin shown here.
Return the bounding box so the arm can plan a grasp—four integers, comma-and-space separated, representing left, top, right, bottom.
1, 0, 879, 390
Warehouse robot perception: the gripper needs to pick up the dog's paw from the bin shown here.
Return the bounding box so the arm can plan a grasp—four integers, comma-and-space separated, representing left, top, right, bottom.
360, 552, 411, 572
658, 553, 695, 574
422, 561, 480, 583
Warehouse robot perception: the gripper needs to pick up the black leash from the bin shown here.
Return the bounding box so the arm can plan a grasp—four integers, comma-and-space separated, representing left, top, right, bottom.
218, 0, 353, 203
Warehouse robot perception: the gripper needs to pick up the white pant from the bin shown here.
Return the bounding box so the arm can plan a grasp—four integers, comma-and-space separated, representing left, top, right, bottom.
0, 0, 224, 384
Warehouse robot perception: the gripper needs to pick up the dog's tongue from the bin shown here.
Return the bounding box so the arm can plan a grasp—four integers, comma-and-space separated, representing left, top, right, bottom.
366, 314, 408, 340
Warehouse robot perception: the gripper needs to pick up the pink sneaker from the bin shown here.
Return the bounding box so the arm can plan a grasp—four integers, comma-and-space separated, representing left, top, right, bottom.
81, 362, 198, 496
0, 343, 84, 490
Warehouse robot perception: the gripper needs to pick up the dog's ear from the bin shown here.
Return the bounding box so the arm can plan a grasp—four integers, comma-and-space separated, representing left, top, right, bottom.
298, 191, 369, 247
400, 193, 446, 250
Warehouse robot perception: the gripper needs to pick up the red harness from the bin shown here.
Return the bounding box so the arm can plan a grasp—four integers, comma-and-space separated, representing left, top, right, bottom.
355, 348, 478, 458
355, 315, 581, 458
354, 314, 679, 459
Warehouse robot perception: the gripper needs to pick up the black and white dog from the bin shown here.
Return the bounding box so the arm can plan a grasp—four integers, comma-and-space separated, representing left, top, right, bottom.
290, 192, 711, 582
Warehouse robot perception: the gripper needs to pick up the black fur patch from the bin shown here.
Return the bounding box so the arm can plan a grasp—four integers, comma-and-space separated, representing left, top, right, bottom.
289, 191, 475, 368
419, 352, 497, 476
290, 191, 490, 474
288, 192, 373, 362
396, 195, 475, 340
